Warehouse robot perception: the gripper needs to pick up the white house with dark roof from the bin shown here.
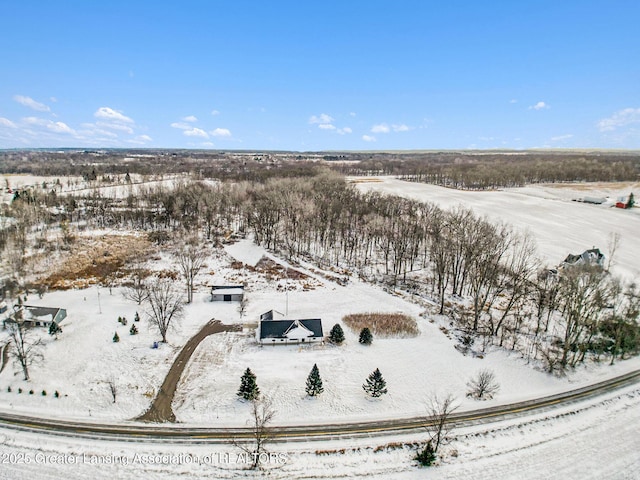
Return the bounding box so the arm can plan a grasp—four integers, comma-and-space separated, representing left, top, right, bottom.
257, 310, 323, 345
2, 305, 67, 329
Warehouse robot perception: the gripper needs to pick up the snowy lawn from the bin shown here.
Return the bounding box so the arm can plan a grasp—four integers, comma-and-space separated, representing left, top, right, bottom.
2, 236, 638, 426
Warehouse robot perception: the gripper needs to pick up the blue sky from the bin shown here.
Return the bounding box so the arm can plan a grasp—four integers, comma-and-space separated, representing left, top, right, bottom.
1, 1, 639, 150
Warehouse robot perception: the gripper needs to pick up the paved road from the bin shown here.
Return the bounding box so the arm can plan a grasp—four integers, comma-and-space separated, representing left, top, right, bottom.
0, 369, 637, 444
136, 319, 242, 423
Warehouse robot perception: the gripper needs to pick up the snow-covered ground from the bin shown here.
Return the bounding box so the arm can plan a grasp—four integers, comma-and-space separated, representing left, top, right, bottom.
355, 177, 640, 281
1, 178, 639, 478
1, 237, 638, 427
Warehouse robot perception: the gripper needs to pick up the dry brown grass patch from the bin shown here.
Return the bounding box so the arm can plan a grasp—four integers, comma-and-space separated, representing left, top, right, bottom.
342, 312, 419, 338
35, 234, 154, 290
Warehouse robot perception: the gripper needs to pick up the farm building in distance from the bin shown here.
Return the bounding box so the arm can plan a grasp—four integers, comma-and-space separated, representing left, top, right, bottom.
210, 285, 244, 302
561, 248, 605, 268
257, 310, 324, 345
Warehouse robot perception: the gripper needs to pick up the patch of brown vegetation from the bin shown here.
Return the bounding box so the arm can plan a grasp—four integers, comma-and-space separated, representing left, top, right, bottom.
255, 256, 308, 280
35, 234, 154, 290
342, 312, 419, 338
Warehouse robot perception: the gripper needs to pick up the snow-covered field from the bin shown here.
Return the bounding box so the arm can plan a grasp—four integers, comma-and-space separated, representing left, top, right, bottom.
356, 177, 640, 280
1, 178, 639, 478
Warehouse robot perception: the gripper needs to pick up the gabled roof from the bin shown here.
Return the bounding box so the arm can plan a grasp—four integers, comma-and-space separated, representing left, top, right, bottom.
259, 319, 323, 339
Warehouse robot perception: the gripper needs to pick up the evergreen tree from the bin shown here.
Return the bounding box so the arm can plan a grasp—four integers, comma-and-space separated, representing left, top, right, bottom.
113, 332, 120, 343
129, 323, 138, 335
415, 441, 437, 467
134, 311, 140, 322
305, 363, 324, 397
237, 368, 260, 401
363, 368, 388, 397
359, 327, 373, 345
49, 322, 62, 338
626, 192, 635, 209
329, 324, 345, 344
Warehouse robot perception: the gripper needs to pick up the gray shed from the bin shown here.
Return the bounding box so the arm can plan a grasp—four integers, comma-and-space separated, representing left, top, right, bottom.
210, 285, 244, 302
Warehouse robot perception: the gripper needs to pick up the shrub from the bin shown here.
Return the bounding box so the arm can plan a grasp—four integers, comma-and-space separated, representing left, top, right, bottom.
415, 442, 437, 467
42, 390, 47, 396
466, 369, 500, 400
130, 324, 138, 335
54, 391, 60, 398
113, 332, 120, 343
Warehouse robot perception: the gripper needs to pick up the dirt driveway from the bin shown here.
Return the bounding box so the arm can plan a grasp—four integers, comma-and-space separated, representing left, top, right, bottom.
136, 319, 241, 423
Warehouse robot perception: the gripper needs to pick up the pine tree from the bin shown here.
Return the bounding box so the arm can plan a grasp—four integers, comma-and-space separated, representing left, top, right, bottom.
627, 192, 635, 209
113, 332, 120, 343
329, 324, 345, 344
49, 322, 62, 338
359, 327, 373, 345
237, 368, 260, 401
134, 311, 140, 322
415, 441, 437, 467
363, 368, 388, 397
305, 363, 324, 397
129, 323, 138, 335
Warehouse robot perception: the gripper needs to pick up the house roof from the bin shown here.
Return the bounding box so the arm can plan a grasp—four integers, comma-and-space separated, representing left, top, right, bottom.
259, 319, 323, 339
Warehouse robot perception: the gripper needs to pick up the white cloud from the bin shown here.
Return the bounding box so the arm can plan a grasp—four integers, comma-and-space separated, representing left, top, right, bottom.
94, 107, 134, 123
309, 113, 334, 124
392, 124, 410, 132
211, 109, 220, 116
0, 117, 16, 128
349, 112, 356, 117
337, 127, 352, 135
529, 101, 550, 110
13, 95, 50, 112
47, 121, 75, 134
371, 124, 390, 134
318, 123, 336, 130
22, 117, 75, 134
510, 99, 518, 104
202, 141, 215, 147
597, 108, 640, 132
182, 115, 198, 123
127, 134, 152, 145
184, 127, 209, 138
551, 134, 574, 141
210, 128, 231, 137
362, 134, 376, 142
171, 122, 190, 130
96, 121, 134, 134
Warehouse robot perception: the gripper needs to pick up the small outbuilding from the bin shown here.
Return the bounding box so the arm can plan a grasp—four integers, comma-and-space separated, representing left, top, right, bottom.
210, 285, 244, 302
257, 310, 323, 345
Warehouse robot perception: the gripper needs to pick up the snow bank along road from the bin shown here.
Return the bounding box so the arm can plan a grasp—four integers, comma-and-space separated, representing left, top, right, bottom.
0, 369, 637, 443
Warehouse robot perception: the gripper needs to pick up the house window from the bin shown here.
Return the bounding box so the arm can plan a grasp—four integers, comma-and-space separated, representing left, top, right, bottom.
223, 294, 232, 302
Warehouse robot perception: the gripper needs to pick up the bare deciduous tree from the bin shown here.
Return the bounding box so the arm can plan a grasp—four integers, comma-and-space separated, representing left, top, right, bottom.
145, 277, 184, 343
175, 240, 208, 303
107, 378, 117, 403
234, 395, 276, 470
425, 393, 458, 453
122, 261, 150, 305
8, 318, 43, 381
466, 369, 500, 400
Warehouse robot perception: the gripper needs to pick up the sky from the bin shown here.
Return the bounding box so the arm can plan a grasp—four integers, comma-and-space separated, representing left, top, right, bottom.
0, 0, 639, 151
